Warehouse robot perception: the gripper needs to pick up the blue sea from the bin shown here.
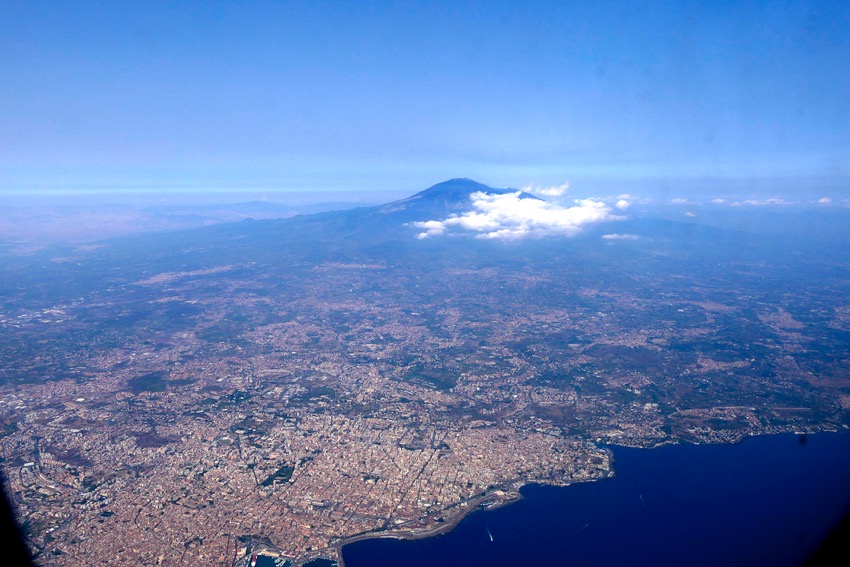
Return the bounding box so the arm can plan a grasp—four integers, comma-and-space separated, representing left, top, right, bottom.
341, 431, 850, 567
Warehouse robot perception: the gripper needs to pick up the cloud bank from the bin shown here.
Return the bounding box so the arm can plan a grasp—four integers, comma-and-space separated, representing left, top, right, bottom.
522, 182, 571, 198
413, 191, 619, 240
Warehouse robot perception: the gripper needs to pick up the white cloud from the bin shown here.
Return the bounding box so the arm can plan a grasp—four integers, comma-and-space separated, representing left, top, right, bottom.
522, 182, 570, 198
741, 198, 793, 206
615, 199, 631, 209
601, 233, 639, 240
670, 197, 689, 204
819, 197, 832, 204
413, 191, 619, 240
684, 211, 697, 217
414, 220, 448, 239
713, 197, 804, 207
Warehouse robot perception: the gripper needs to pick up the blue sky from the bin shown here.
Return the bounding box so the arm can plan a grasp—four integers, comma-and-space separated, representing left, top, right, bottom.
1, 0, 848, 197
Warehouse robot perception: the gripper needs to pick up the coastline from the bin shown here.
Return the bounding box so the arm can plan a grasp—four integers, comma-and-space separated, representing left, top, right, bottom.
324, 472, 614, 567
325, 429, 850, 567
328, 487, 525, 567
242, 446, 617, 567
258, 428, 850, 567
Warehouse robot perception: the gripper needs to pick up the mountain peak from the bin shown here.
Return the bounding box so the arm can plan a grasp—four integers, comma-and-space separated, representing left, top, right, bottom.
376, 178, 539, 219
412, 178, 502, 200
376, 178, 510, 217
